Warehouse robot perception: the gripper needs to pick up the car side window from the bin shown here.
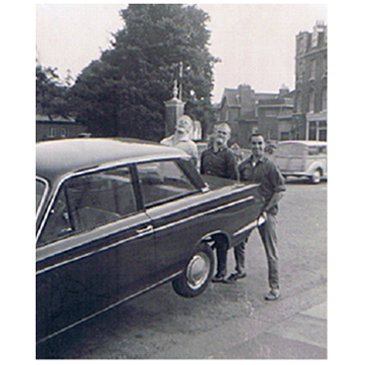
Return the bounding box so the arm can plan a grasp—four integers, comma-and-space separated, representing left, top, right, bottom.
137, 160, 198, 208
308, 146, 319, 156
38, 166, 137, 246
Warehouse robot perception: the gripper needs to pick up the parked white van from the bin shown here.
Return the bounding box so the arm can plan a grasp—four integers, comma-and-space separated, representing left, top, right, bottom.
274, 140, 327, 184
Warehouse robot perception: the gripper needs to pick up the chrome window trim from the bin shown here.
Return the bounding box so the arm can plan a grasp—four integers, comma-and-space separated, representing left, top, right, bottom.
36, 177, 49, 216
37, 164, 133, 243
36, 156, 202, 244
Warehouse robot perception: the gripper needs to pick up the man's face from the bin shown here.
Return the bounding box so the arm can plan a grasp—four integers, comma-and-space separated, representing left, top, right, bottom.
213, 125, 230, 146
175, 118, 191, 135
250, 135, 265, 158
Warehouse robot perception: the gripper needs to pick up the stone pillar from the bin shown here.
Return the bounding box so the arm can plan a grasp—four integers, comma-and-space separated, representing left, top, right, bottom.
164, 81, 185, 137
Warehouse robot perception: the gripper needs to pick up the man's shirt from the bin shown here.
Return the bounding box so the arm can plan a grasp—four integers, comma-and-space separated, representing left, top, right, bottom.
200, 146, 238, 180
161, 135, 198, 165
239, 155, 286, 214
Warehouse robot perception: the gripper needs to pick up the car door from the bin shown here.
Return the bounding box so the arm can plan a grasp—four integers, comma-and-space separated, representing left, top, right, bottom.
36, 165, 157, 343
135, 159, 202, 282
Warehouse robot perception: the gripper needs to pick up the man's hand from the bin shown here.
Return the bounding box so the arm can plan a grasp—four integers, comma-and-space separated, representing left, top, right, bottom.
260, 210, 267, 220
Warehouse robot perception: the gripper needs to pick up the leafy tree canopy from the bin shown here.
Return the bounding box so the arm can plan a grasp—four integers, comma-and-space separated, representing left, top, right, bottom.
36, 64, 73, 119
72, 4, 218, 141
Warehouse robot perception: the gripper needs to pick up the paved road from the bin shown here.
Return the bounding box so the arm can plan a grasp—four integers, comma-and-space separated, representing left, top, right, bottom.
37, 178, 327, 359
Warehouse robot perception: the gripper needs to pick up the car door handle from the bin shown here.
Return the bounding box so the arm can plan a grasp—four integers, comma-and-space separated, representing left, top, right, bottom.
136, 225, 153, 234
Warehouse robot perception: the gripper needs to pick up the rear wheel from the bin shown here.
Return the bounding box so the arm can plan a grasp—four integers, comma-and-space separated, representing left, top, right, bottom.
172, 243, 214, 298
311, 169, 322, 184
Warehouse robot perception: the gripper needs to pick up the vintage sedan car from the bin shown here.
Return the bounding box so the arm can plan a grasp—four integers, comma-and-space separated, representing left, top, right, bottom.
273, 140, 327, 183
36, 138, 265, 344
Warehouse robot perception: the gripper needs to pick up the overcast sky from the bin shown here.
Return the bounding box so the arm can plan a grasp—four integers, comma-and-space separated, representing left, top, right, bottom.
36, 3, 327, 103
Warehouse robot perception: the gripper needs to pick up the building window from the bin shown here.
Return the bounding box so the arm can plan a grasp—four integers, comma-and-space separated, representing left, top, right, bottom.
319, 129, 327, 141
309, 90, 315, 112
61, 128, 67, 138
49, 127, 55, 138
296, 92, 302, 113
309, 121, 317, 140
318, 121, 327, 141
310, 60, 316, 80
308, 121, 327, 141
321, 88, 327, 111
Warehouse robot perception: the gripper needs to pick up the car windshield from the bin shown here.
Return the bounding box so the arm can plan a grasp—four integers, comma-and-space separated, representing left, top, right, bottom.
36, 179, 46, 212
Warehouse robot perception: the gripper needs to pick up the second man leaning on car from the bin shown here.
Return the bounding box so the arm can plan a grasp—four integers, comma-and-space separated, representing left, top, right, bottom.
200, 122, 238, 282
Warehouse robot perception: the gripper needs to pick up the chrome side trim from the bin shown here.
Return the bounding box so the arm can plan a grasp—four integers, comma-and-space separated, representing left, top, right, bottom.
36, 270, 183, 345
154, 196, 254, 233
37, 196, 255, 274
36, 228, 153, 275
233, 215, 266, 237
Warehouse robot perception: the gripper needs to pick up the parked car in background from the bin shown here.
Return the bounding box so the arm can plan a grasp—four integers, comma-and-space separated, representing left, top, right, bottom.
36, 138, 265, 344
274, 140, 327, 183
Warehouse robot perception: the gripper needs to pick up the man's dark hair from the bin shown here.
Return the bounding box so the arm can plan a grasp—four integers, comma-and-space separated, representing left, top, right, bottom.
248, 133, 265, 142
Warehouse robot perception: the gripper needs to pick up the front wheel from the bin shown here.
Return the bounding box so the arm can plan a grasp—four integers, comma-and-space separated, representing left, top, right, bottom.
172, 243, 214, 298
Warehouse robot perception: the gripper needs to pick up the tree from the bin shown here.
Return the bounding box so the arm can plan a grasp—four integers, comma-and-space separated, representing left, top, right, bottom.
36, 64, 73, 118
72, 4, 218, 141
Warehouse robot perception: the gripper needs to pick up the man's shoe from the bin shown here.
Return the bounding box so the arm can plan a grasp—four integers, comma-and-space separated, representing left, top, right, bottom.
265, 289, 280, 301
212, 274, 226, 283
224, 272, 247, 284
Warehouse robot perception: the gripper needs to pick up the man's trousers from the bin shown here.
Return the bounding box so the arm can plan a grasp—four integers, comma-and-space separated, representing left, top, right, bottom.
233, 212, 280, 289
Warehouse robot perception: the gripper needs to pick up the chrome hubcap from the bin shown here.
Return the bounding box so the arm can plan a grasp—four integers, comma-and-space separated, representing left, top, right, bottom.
313, 170, 321, 183
186, 252, 210, 290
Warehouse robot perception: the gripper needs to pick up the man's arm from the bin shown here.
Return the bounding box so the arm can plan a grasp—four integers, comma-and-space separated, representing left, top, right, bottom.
263, 191, 284, 212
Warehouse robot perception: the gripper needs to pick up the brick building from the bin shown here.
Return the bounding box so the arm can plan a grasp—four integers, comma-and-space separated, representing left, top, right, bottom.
294, 21, 327, 141
216, 84, 279, 148
257, 85, 295, 142
215, 21, 327, 146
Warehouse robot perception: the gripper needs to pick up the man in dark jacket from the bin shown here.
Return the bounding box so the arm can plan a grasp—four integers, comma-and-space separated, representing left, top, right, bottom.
200, 122, 238, 282
200, 123, 237, 180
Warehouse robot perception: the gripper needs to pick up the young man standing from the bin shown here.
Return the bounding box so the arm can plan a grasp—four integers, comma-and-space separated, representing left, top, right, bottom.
227, 133, 286, 301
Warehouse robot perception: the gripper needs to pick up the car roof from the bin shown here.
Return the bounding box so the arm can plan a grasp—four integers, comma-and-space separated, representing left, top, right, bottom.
36, 138, 187, 182
278, 140, 327, 147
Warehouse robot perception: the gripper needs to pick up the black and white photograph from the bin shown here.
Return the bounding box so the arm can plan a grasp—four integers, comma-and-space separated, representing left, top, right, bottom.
4, 1, 362, 362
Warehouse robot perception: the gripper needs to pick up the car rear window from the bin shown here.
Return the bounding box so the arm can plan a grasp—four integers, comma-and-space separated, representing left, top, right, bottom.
137, 160, 198, 208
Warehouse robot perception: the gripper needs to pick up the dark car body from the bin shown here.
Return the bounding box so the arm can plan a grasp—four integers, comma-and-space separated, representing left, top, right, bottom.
36, 138, 264, 344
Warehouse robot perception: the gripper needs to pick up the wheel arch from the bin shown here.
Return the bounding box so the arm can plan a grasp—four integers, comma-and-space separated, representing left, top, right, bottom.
199, 230, 231, 249
307, 161, 324, 177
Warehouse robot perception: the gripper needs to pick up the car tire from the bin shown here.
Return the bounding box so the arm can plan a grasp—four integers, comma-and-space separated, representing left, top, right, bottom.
172, 243, 214, 298
311, 169, 322, 184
